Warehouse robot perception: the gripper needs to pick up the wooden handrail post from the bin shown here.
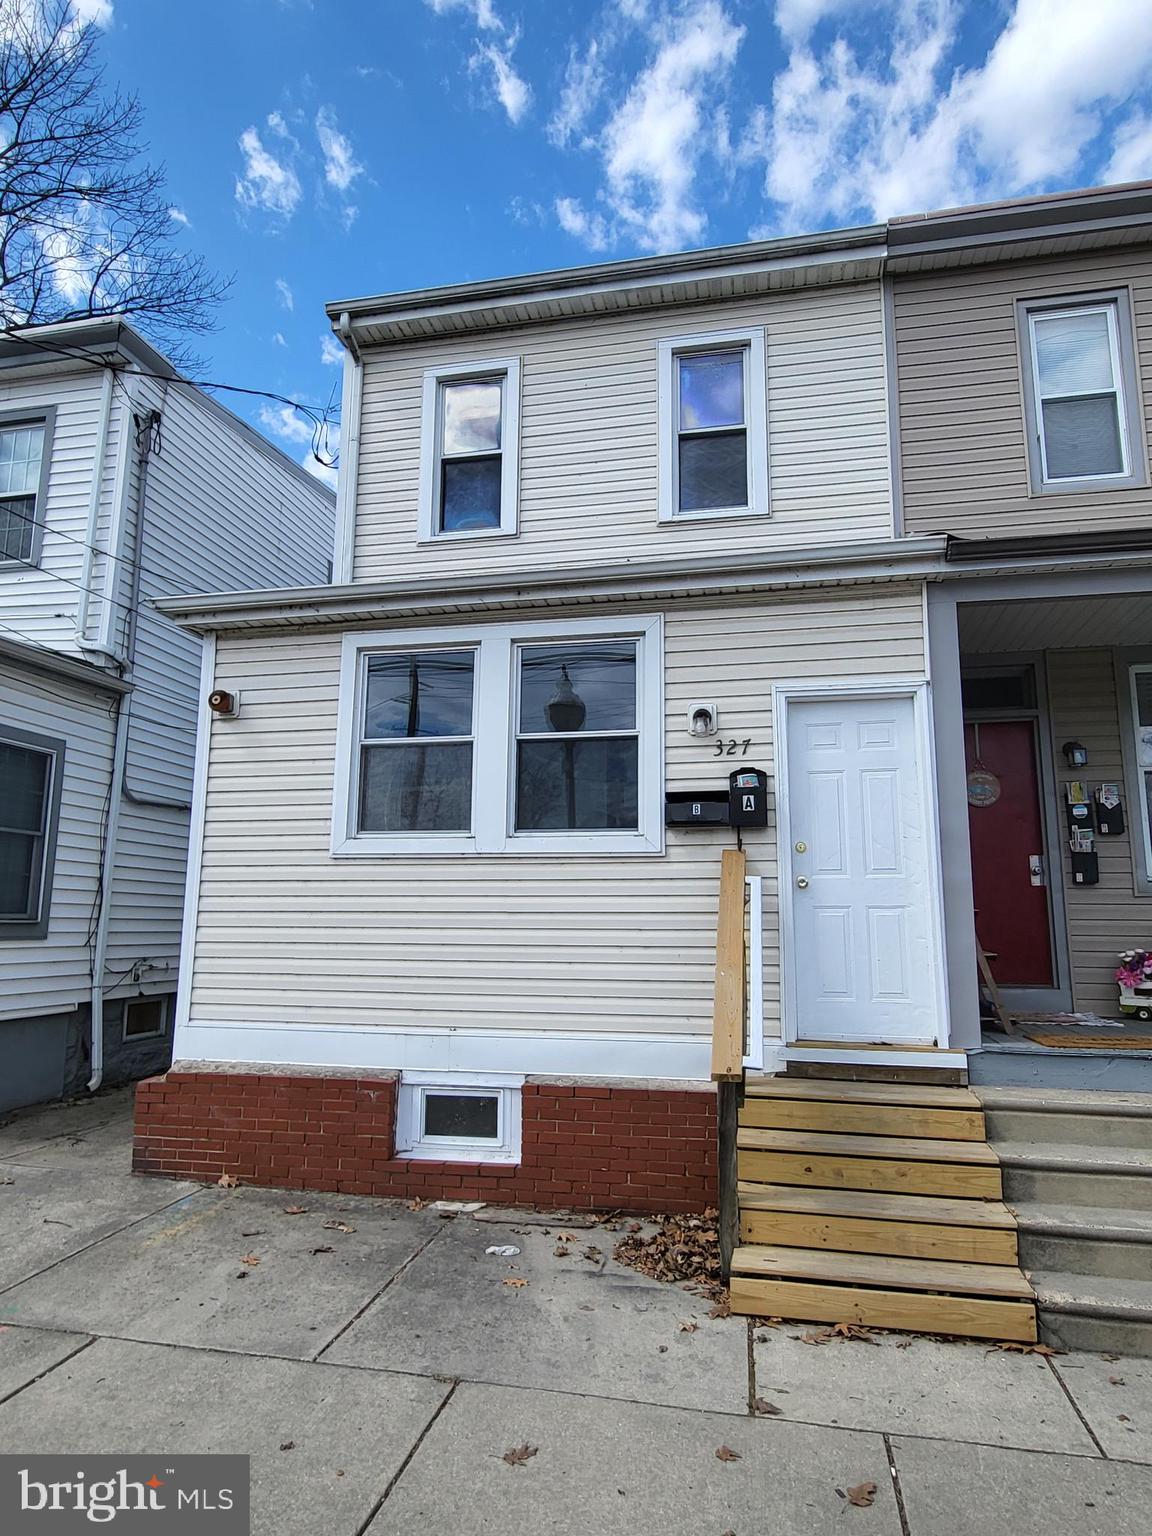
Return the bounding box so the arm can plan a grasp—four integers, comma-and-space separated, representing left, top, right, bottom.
711, 847, 747, 1082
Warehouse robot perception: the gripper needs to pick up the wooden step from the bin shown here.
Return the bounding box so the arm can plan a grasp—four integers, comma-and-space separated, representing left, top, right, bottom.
738, 1187, 1018, 1264
732, 1243, 1034, 1298
738, 1146, 1002, 1200
729, 1277, 1037, 1342
737, 1183, 1014, 1227
744, 1078, 980, 1109
739, 1096, 984, 1140
737, 1128, 998, 1164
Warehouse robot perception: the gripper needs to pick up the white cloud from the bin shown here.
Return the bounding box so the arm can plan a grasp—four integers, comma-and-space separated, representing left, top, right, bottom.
1104, 112, 1152, 184
320, 333, 344, 366
471, 37, 532, 123
275, 277, 294, 311
304, 454, 338, 491
424, 0, 502, 29
555, 195, 612, 250
315, 106, 364, 192
755, 0, 1152, 231
69, 0, 113, 26
168, 206, 189, 226
258, 402, 313, 446
595, 0, 745, 250
548, 41, 606, 147
272, 331, 287, 347
235, 117, 302, 219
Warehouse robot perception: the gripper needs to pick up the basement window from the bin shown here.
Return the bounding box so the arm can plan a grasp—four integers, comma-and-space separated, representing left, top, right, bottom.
122, 995, 168, 1041
395, 1072, 523, 1163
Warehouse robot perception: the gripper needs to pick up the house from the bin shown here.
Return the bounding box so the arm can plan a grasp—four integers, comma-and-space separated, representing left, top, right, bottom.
137, 185, 1152, 1352
0, 319, 335, 1112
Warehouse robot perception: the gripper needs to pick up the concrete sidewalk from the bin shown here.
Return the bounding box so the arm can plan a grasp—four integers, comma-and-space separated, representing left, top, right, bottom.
0, 1089, 1149, 1535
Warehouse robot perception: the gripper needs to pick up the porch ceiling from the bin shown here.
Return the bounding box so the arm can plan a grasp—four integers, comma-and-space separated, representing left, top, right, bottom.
958, 593, 1152, 653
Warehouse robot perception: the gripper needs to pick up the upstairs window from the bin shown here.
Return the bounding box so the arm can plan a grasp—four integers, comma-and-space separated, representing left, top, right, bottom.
1021, 295, 1145, 493
658, 328, 768, 521
0, 726, 64, 940
418, 358, 521, 541
0, 419, 46, 564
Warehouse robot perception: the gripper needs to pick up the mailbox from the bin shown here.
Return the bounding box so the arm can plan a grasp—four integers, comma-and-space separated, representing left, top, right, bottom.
666, 790, 729, 826
729, 767, 769, 828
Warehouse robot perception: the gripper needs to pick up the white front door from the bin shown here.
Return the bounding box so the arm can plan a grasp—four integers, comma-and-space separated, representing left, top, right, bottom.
784, 693, 938, 1044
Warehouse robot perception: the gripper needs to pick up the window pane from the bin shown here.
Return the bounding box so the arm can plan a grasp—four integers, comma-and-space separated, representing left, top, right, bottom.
0, 496, 35, 562
0, 829, 36, 917
124, 998, 166, 1038
519, 643, 637, 734
360, 742, 473, 832
679, 430, 748, 511
1134, 671, 1152, 729
1042, 396, 1124, 479
423, 1092, 499, 1139
364, 651, 474, 739
1034, 311, 1115, 398
0, 741, 49, 832
0, 425, 43, 496
678, 352, 744, 429
516, 738, 639, 830
442, 379, 502, 455
441, 456, 502, 532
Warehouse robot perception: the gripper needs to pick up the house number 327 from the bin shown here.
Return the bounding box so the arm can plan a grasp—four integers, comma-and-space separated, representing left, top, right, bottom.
713, 739, 753, 756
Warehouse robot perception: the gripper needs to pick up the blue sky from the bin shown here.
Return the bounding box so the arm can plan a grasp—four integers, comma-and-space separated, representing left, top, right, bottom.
80, 0, 1152, 482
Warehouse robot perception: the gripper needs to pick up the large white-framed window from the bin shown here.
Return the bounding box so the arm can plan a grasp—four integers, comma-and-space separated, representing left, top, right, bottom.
395, 1071, 523, 1163
1020, 293, 1146, 494
417, 357, 521, 542
0, 724, 64, 941
657, 327, 768, 522
332, 615, 664, 857
0, 411, 53, 566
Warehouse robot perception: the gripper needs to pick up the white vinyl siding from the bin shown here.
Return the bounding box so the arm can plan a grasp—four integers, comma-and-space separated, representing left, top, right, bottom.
353, 284, 894, 578
182, 585, 925, 1046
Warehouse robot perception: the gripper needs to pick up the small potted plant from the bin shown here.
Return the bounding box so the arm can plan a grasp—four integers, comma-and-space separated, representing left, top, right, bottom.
1116, 950, 1152, 1021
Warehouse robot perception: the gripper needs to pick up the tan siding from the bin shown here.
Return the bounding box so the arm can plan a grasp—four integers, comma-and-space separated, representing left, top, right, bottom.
352, 284, 894, 580
186, 586, 926, 1041
893, 249, 1152, 538
1045, 649, 1149, 1016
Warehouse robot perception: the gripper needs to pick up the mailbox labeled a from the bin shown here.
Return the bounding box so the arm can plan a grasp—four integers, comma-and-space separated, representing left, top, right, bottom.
729, 767, 769, 828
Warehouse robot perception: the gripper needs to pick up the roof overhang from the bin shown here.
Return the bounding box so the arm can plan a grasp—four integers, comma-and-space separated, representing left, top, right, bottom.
0, 633, 131, 694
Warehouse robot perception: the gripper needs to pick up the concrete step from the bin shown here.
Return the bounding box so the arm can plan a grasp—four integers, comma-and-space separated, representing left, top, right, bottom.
977, 1086, 1152, 1150
1030, 1270, 1152, 1357
995, 1141, 1152, 1209
1012, 1203, 1152, 1282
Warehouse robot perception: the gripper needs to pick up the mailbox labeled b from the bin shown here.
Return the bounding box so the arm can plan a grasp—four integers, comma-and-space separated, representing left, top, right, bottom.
729, 767, 769, 828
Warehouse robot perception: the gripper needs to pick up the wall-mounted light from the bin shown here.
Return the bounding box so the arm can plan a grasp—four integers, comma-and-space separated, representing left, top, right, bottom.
1062, 740, 1088, 769
208, 689, 241, 720
688, 702, 718, 738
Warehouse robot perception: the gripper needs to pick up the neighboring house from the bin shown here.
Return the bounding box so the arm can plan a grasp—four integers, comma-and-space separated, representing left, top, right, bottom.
0, 319, 335, 1112
139, 185, 1152, 1350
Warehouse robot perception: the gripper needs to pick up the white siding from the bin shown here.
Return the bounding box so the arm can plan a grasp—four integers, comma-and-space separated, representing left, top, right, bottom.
185, 586, 925, 1046
352, 283, 894, 580
0, 660, 116, 1020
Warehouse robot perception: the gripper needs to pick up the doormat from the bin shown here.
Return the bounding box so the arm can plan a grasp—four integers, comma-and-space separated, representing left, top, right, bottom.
1019, 1028, 1152, 1050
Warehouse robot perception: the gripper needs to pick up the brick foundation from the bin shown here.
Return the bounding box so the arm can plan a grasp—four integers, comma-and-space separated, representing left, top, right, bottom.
133, 1071, 717, 1214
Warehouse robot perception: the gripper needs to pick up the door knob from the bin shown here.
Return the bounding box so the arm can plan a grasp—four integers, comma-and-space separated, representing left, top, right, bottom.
796, 877, 809, 889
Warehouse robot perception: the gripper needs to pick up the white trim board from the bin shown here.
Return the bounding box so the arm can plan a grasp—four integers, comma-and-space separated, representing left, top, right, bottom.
171, 635, 215, 1054
771, 675, 952, 1050
175, 1019, 720, 1082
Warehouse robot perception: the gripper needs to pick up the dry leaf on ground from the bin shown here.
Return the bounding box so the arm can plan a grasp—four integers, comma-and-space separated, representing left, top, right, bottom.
502, 1277, 528, 1288
1109, 1376, 1126, 1386
715, 1446, 741, 1462
407, 1198, 427, 1211
677, 1321, 698, 1333
282, 1205, 308, 1215
322, 1220, 356, 1234
310, 1245, 333, 1255
553, 1245, 569, 1257
612, 1210, 726, 1301
556, 1231, 580, 1243
217, 1173, 239, 1188
583, 1246, 602, 1262
502, 1444, 538, 1467
989, 1342, 1063, 1356
846, 1481, 877, 1507
240, 1253, 260, 1266
279, 1441, 295, 1451
753, 1398, 782, 1416
708, 1300, 731, 1320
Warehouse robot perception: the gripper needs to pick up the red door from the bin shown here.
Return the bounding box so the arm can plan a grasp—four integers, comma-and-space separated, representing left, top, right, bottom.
965, 720, 1054, 987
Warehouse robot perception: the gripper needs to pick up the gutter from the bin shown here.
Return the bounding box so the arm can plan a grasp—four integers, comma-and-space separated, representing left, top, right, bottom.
88, 689, 130, 1093
75, 369, 115, 649
331, 314, 362, 584
946, 528, 1152, 564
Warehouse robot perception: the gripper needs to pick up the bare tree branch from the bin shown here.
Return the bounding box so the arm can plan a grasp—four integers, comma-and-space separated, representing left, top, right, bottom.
0, 0, 228, 365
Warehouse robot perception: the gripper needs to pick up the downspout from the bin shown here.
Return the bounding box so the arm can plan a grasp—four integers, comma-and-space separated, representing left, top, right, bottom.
88, 689, 131, 1092
95, 371, 140, 659
75, 368, 115, 648
332, 312, 362, 584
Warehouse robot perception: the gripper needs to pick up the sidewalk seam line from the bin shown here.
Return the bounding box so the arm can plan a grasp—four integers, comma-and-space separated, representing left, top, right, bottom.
353, 1380, 458, 1536
0, 1333, 98, 1410
311, 1223, 447, 1363
1047, 1357, 1109, 1458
